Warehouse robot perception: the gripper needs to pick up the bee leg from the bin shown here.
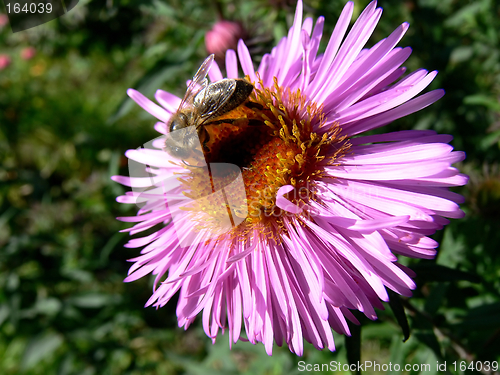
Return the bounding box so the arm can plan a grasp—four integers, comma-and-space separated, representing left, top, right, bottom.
205, 119, 236, 126
247, 119, 264, 126
198, 127, 211, 152
245, 101, 264, 110
207, 118, 256, 127
197, 127, 209, 143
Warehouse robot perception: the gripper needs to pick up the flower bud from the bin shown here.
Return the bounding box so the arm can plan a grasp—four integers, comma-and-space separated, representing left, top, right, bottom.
205, 20, 247, 61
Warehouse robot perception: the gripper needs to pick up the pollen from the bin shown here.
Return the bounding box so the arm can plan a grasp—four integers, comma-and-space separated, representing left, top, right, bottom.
178, 76, 351, 240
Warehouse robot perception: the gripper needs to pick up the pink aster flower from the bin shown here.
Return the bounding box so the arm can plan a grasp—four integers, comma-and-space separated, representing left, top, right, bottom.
113, 0, 467, 355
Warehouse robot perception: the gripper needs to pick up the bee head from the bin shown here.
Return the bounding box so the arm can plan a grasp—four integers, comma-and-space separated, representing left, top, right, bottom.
163, 137, 191, 159
164, 125, 203, 162
169, 112, 189, 132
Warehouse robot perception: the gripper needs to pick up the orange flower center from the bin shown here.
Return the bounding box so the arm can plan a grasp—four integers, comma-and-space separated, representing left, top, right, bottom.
177, 77, 351, 240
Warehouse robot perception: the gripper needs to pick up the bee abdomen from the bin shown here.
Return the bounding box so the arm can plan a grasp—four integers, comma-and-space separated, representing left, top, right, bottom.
229, 80, 254, 110
201, 79, 254, 120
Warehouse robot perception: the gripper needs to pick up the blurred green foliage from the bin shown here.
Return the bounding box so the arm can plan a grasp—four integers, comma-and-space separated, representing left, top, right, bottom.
1, 0, 499, 374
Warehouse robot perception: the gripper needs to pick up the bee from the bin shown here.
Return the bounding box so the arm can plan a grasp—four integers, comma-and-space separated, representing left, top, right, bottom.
164, 54, 255, 164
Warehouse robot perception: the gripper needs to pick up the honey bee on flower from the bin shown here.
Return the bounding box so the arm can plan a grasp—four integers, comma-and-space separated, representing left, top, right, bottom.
163, 54, 259, 165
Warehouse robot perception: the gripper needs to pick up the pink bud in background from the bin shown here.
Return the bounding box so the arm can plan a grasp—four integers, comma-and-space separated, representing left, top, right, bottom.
205, 20, 247, 61
0, 14, 8, 29
21, 47, 36, 60
0, 54, 11, 70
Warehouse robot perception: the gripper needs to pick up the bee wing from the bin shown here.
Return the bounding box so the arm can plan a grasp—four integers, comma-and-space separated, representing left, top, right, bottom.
178, 54, 215, 110
196, 79, 237, 120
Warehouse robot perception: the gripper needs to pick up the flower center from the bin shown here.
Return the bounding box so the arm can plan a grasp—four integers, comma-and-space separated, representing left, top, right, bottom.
178, 77, 350, 239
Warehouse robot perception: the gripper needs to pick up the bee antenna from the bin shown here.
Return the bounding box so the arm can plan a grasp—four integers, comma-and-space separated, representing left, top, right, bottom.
182, 160, 204, 168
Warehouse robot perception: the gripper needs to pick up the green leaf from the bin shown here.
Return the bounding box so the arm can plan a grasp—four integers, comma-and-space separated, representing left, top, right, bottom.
449, 46, 474, 64
21, 332, 63, 370
480, 129, 500, 149
0, 304, 9, 326
413, 332, 442, 361
444, 2, 484, 29
107, 63, 185, 124
463, 94, 500, 112
35, 297, 62, 317
69, 293, 119, 308
455, 302, 500, 329
345, 321, 361, 375
412, 264, 481, 283
423, 283, 448, 316
150, 0, 175, 17
107, 34, 203, 124
386, 336, 412, 375
0, 207, 17, 228
99, 232, 125, 264
387, 290, 410, 342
